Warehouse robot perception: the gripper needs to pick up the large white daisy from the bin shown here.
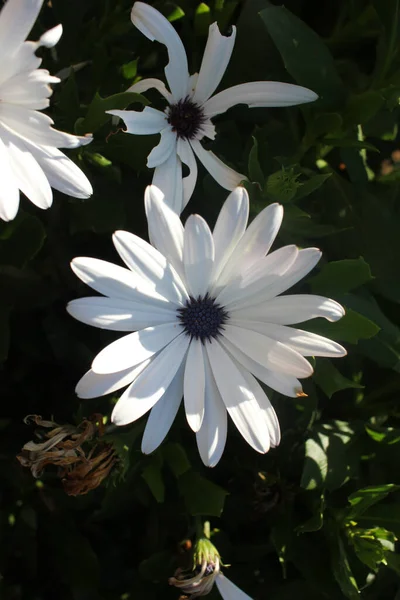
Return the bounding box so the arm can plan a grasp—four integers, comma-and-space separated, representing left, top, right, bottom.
68, 185, 346, 467
0, 0, 93, 222
108, 1, 318, 214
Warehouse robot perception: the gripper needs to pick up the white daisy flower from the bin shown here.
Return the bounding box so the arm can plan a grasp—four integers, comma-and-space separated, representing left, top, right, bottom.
107, 1, 318, 214
0, 0, 93, 222
68, 185, 346, 467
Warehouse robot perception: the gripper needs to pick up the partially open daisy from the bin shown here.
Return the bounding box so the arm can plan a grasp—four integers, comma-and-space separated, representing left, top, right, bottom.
68, 185, 346, 467
108, 1, 318, 213
0, 0, 93, 221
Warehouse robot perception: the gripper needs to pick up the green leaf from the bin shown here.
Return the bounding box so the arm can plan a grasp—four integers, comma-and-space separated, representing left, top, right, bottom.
314, 360, 364, 399
76, 91, 148, 134
344, 91, 385, 126
141, 457, 165, 503
194, 3, 211, 36
327, 524, 360, 600
260, 5, 346, 108
359, 504, 400, 537
346, 484, 400, 519
351, 534, 385, 571
310, 258, 373, 295
178, 471, 228, 516
301, 421, 357, 491
296, 494, 325, 534
248, 136, 264, 186
365, 424, 400, 445
309, 112, 343, 137
324, 137, 379, 152
304, 308, 380, 344
121, 59, 138, 80
294, 173, 331, 201
162, 443, 190, 478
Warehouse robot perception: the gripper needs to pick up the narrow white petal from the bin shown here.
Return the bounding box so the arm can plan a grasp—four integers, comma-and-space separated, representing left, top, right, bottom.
112, 230, 188, 304
70, 257, 175, 306
141, 363, 184, 454
0, 0, 43, 56
19, 139, 92, 199
216, 573, 253, 600
210, 186, 249, 284
232, 321, 347, 358
147, 126, 176, 168
215, 202, 284, 290
183, 215, 215, 298
2, 129, 52, 209
38, 24, 63, 48
75, 362, 149, 399
216, 245, 298, 309
196, 351, 227, 467
0, 105, 90, 149
220, 336, 303, 398
204, 82, 318, 118
233, 294, 345, 324
177, 138, 198, 209
0, 69, 59, 109
192, 23, 236, 104
152, 150, 183, 214
184, 339, 206, 432
237, 363, 281, 447
0, 137, 19, 221
222, 324, 313, 378
108, 107, 167, 135
144, 185, 185, 280
131, 2, 189, 101
206, 339, 270, 453
127, 77, 172, 102
191, 139, 246, 191
111, 332, 190, 426
92, 322, 182, 374
67, 296, 176, 332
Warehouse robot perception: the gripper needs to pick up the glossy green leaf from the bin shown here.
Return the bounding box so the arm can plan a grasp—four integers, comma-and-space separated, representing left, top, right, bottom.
178, 471, 228, 516
310, 258, 374, 295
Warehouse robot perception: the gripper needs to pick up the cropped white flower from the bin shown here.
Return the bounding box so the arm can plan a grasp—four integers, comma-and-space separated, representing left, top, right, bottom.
108, 1, 318, 213
68, 185, 346, 467
0, 0, 93, 221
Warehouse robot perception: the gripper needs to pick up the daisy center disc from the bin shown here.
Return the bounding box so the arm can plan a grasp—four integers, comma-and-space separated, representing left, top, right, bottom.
177, 294, 228, 342
167, 97, 205, 140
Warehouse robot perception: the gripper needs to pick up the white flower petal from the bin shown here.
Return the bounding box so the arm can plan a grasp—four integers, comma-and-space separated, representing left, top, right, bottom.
217, 245, 298, 308
92, 322, 182, 374
38, 24, 63, 48
108, 107, 167, 135
183, 215, 214, 298
192, 23, 236, 104
210, 186, 249, 283
111, 332, 190, 426
184, 339, 206, 432
131, 2, 189, 101
237, 363, 280, 447
112, 230, 188, 304
190, 139, 246, 191
67, 296, 176, 332
0, 69, 59, 110
0, 105, 90, 149
127, 77, 172, 102
216, 573, 253, 600
220, 336, 303, 398
141, 362, 184, 454
177, 138, 198, 209
233, 294, 345, 324
144, 185, 185, 281
70, 257, 174, 307
215, 202, 283, 290
1, 128, 52, 209
0, 0, 43, 56
152, 150, 183, 214
204, 81, 318, 118
196, 351, 227, 467
222, 323, 313, 378
147, 126, 176, 168
233, 321, 347, 358
0, 136, 19, 221
206, 339, 270, 453
75, 362, 149, 399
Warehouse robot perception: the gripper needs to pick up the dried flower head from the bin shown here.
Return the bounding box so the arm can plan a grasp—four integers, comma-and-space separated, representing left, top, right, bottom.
17, 414, 118, 495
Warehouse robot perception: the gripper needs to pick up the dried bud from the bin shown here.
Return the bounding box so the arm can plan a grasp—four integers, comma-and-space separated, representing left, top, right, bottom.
17, 414, 117, 495
169, 536, 220, 598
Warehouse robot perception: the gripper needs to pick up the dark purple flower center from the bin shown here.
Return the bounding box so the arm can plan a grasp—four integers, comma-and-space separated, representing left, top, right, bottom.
177, 294, 228, 342
167, 96, 205, 140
